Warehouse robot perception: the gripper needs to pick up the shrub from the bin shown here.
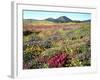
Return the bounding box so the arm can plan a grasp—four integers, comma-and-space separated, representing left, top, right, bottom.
68, 58, 83, 67
23, 30, 33, 36
48, 52, 68, 68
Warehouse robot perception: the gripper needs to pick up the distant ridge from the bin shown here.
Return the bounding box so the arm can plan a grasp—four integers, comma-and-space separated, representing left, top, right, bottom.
45, 16, 72, 23
82, 19, 91, 22
45, 18, 56, 22
23, 16, 91, 23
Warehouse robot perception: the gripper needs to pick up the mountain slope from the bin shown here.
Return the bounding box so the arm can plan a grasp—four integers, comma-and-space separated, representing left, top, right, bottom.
45, 16, 72, 23
56, 16, 72, 22
45, 18, 56, 22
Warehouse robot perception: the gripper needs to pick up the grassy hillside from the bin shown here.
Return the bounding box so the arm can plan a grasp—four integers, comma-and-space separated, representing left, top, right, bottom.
23, 21, 91, 69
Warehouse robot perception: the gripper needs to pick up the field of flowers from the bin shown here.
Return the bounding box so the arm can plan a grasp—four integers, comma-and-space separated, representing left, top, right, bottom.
23, 22, 91, 69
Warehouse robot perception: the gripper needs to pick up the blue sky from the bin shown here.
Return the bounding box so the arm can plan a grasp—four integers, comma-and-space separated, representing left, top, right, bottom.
23, 10, 91, 21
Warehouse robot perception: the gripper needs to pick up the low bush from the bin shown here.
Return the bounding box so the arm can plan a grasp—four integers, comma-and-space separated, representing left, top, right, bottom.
48, 52, 68, 68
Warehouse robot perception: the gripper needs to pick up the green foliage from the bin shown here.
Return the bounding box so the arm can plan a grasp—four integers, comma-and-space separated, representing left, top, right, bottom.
23, 22, 91, 69
65, 58, 83, 67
